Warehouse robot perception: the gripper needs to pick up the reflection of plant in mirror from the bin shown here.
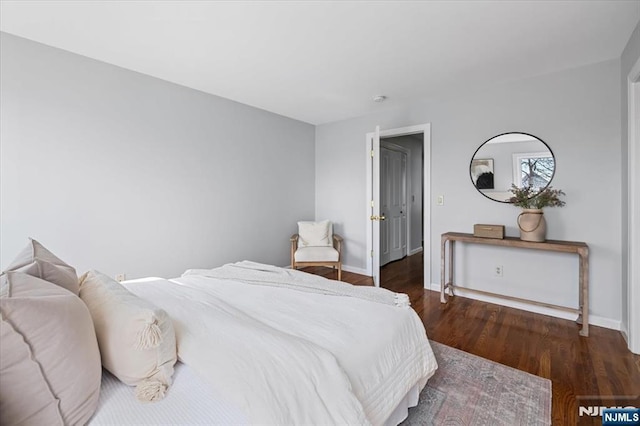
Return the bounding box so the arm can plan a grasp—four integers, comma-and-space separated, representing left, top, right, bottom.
509, 185, 566, 209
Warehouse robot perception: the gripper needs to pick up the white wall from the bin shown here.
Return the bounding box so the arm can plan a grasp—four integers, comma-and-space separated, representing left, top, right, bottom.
316, 59, 622, 326
0, 33, 316, 279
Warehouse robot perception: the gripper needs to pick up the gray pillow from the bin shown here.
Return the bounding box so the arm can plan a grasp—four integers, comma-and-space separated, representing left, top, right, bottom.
5, 238, 79, 295
0, 271, 102, 425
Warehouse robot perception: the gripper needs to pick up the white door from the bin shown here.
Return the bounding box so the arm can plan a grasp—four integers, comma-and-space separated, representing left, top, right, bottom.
370, 126, 381, 286
380, 146, 407, 266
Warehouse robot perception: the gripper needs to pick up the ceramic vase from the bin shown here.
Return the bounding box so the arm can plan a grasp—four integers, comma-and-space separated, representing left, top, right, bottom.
517, 209, 546, 242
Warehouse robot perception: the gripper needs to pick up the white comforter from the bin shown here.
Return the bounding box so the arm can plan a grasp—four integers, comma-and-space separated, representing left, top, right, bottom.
124, 263, 437, 425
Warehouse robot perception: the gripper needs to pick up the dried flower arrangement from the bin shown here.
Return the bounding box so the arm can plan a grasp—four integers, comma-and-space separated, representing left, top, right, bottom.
509, 185, 566, 209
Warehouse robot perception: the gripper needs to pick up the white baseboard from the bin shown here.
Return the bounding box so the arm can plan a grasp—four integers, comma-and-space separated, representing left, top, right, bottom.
288, 263, 370, 277
621, 323, 630, 345
427, 283, 621, 331
342, 264, 369, 276
408, 247, 423, 256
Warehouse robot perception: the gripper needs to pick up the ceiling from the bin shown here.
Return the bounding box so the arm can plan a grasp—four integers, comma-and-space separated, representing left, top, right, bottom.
1, 1, 639, 125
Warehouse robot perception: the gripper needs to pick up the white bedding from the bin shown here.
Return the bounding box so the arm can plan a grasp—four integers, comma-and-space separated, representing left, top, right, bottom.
123, 263, 437, 425
90, 362, 247, 425
183, 260, 410, 307
90, 362, 424, 426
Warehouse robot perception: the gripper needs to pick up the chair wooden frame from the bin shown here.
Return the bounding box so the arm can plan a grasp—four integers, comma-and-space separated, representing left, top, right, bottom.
290, 234, 343, 281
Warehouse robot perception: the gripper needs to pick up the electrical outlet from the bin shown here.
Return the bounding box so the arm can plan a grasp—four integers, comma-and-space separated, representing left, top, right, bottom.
115, 273, 126, 282
494, 265, 503, 277
437, 195, 444, 206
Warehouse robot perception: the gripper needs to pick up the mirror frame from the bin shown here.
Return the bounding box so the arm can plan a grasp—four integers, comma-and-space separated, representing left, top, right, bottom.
469, 132, 556, 204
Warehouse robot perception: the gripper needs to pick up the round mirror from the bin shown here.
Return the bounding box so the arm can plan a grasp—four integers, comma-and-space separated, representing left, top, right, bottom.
470, 132, 555, 203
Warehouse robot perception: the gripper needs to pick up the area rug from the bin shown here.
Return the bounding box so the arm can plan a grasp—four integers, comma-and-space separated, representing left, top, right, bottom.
401, 341, 552, 426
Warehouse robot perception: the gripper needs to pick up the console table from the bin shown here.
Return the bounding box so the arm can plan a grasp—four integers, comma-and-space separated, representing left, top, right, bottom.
440, 232, 589, 336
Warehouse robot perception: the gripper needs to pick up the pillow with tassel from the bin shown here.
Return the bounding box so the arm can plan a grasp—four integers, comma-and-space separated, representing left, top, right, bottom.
79, 270, 177, 402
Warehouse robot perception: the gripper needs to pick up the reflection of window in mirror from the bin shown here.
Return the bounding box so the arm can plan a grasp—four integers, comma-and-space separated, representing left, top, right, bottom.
512, 152, 554, 189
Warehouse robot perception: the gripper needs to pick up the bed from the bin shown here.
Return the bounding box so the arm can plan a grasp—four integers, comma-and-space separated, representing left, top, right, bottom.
1, 240, 437, 426
92, 261, 438, 425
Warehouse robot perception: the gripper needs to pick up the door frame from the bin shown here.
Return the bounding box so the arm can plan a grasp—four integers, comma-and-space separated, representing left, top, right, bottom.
380, 141, 410, 266
365, 123, 431, 287
627, 56, 640, 354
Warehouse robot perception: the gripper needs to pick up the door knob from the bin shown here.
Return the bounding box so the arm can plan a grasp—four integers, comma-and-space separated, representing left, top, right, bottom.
370, 215, 387, 221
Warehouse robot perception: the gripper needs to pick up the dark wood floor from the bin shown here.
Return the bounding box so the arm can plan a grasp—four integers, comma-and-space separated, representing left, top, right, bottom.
302, 254, 640, 426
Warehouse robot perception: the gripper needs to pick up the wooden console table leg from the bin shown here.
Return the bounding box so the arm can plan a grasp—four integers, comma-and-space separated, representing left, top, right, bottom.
449, 241, 455, 297
577, 258, 583, 325
578, 248, 589, 337
440, 236, 447, 303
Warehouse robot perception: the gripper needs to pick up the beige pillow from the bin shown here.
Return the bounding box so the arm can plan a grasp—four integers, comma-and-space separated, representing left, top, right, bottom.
79, 270, 177, 402
5, 238, 79, 295
0, 272, 102, 426
298, 220, 333, 247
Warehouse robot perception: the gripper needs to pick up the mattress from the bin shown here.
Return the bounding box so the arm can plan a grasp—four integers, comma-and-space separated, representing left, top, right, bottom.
89, 362, 247, 425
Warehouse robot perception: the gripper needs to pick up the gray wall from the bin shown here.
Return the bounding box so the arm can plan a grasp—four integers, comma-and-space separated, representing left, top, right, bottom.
0, 33, 316, 279
316, 59, 622, 326
620, 19, 640, 336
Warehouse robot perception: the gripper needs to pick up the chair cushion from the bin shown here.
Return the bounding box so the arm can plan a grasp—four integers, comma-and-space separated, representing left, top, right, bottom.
295, 246, 339, 262
5, 238, 79, 295
0, 271, 102, 426
298, 220, 333, 247
79, 270, 177, 402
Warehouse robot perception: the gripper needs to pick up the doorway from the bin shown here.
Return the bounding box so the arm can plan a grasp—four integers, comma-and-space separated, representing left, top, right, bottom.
365, 124, 431, 288
379, 141, 409, 267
